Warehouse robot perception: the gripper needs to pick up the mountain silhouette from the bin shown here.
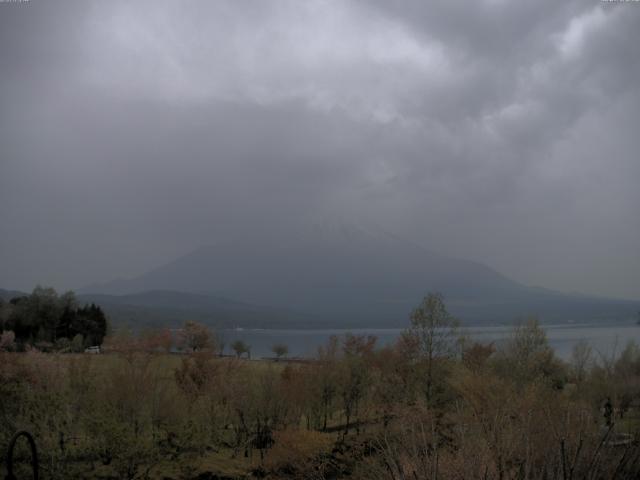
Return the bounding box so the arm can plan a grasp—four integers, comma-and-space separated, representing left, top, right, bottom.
81, 222, 640, 326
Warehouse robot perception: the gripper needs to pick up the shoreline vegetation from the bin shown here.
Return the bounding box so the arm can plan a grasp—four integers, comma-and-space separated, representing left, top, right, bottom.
3, 292, 640, 479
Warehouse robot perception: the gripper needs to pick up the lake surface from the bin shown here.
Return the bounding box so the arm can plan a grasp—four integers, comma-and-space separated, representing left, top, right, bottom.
221, 321, 640, 360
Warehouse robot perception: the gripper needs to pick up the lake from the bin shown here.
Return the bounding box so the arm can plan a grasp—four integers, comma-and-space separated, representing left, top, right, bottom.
220, 321, 640, 360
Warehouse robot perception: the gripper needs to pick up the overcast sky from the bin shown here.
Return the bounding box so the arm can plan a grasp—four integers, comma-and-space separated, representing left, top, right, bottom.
1, 0, 638, 300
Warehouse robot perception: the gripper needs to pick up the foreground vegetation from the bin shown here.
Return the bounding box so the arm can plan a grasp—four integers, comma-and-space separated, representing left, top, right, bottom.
2, 293, 640, 479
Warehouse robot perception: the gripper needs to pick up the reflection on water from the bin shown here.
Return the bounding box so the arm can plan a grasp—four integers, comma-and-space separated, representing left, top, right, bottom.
221, 322, 640, 360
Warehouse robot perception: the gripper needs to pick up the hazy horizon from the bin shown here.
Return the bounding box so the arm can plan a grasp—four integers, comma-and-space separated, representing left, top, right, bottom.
1, 1, 639, 300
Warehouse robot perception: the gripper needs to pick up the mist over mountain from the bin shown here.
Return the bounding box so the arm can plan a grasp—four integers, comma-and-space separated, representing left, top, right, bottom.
81, 222, 640, 326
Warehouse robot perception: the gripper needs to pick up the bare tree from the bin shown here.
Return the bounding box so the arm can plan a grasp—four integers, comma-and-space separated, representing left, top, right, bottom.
495, 317, 563, 386
570, 339, 593, 383
231, 339, 250, 358
179, 321, 214, 352
271, 343, 289, 360
404, 292, 460, 403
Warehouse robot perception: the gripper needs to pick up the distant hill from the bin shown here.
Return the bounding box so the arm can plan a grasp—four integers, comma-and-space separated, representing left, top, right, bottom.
80, 222, 640, 326
0, 288, 27, 301
77, 290, 315, 330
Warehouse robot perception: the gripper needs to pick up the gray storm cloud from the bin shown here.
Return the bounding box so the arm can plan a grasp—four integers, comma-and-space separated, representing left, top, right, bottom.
0, 0, 638, 299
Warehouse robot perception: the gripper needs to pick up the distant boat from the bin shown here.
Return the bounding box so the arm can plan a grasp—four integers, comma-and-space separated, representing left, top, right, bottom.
235, 326, 244, 332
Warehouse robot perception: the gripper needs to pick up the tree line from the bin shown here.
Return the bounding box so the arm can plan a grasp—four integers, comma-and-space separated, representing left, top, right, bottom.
0, 286, 108, 352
